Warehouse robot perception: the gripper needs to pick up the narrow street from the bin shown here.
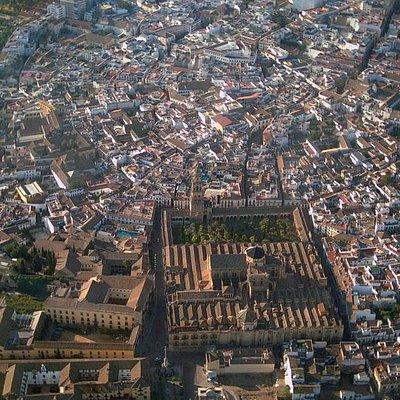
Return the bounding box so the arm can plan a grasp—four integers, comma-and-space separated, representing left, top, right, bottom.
313, 232, 351, 340
136, 208, 167, 362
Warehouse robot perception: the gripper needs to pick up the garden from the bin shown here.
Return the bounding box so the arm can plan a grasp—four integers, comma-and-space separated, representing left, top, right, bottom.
172, 217, 298, 245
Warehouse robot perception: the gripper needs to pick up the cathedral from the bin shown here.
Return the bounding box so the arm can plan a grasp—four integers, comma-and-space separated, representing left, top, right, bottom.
208, 245, 284, 303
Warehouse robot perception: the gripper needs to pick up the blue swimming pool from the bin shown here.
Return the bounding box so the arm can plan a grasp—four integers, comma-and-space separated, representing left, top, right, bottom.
116, 229, 138, 238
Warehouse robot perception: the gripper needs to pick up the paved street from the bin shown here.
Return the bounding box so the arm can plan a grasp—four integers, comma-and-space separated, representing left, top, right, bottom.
178, 353, 210, 400
136, 208, 167, 362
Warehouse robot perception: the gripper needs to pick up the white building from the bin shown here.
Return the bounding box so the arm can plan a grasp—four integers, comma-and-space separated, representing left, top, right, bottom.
47, 2, 66, 19
290, 0, 325, 11
60, 0, 87, 19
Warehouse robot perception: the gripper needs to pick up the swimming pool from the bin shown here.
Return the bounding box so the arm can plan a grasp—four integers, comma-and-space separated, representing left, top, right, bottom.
116, 229, 138, 238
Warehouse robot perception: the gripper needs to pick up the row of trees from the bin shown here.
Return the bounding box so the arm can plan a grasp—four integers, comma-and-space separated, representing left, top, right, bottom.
175, 218, 298, 245
10, 274, 55, 300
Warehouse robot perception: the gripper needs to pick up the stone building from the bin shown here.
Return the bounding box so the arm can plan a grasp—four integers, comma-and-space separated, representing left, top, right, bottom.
45, 275, 154, 331
0, 358, 150, 399
165, 241, 342, 350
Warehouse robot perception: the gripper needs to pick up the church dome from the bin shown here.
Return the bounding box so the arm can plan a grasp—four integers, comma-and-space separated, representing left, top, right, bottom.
246, 245, 265, 260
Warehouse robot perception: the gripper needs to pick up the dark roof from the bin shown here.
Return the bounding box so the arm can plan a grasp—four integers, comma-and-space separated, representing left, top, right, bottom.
0, 307, 15, 347
239, 306, 257, 324
209, 254, 246, 270
246, 246, 265, 260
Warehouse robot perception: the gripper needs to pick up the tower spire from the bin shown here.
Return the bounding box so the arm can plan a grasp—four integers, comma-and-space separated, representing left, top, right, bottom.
189, 163, 204, 222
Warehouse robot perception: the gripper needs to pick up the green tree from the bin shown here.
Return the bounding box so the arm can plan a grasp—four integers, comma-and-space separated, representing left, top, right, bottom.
31, 254, 42, 273
4, 242, 30, 260
260, 218, 270, 235
13, 259, 27, 274
2, 294, 43, 314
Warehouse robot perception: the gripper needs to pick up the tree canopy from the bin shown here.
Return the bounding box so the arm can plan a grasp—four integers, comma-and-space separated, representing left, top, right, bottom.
0, 0, 47, 13
173, 218, 298, 245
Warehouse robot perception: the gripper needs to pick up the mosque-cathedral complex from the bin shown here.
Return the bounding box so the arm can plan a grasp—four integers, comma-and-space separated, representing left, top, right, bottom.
162, 192, 344, 350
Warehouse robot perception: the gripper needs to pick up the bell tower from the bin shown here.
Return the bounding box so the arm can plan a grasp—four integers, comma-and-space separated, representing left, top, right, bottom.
189, 165, 204, 221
